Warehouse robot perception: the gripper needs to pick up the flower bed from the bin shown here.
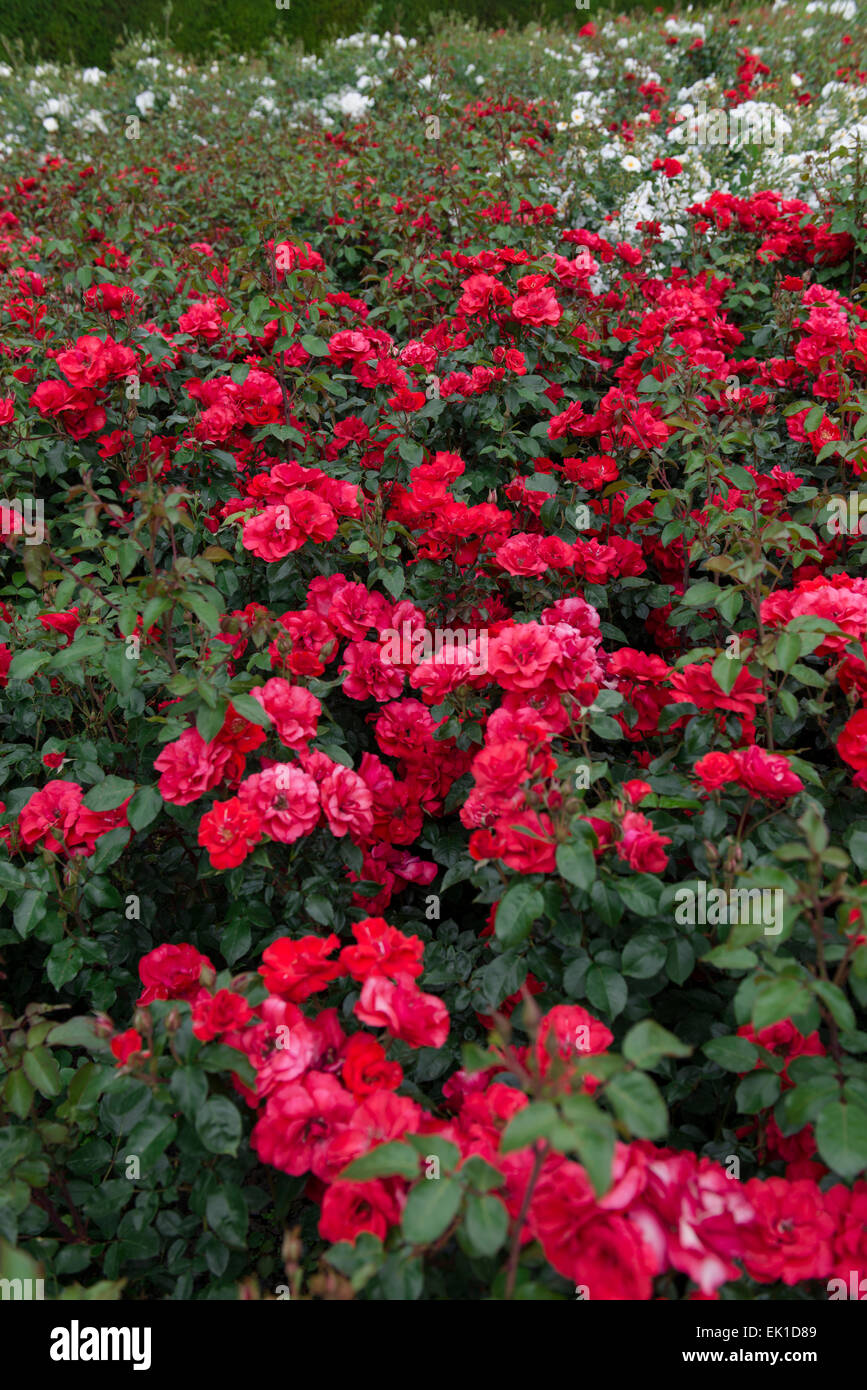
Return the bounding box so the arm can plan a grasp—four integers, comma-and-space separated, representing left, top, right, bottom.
1, 3, 867, 1302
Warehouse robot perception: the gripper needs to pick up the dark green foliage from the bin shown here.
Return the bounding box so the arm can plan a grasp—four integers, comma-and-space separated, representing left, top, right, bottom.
0, 0, 662, 69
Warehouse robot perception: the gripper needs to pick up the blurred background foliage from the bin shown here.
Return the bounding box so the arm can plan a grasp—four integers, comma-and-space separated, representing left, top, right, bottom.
0, 0, 676, 69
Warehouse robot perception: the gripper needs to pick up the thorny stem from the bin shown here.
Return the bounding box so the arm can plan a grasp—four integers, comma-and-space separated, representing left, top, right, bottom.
505, 1140, 548, 1300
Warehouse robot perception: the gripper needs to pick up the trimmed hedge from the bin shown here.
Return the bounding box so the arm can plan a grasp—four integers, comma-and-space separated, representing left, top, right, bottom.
0, 0, 661, 69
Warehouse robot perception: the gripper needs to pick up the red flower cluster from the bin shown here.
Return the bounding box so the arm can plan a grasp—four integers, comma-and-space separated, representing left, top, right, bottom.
115, 950, 867, 1295
16, 780, 131, 857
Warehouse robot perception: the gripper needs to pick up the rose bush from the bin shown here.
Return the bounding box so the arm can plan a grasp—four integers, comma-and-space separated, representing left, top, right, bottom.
2, 2, 867, 1301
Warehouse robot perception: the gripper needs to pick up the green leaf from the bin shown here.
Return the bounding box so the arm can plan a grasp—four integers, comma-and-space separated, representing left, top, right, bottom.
590, 878, 623, 927
196, 701, 226, 743
68, 1061, 105, 1112
459, 1156, 505, 1193
682, 581, 719, 607
752, 978, 810, 1030
774, 631, 802, 673
48, 1017, 111, 1052
556, 839, 596, 892
7, 650, 50, 681
381, 567, 405, 600
100, 1079, 151, 1136
0, 863, 27, 891
221, 917, 251, 966
305, 893, 335, 927
702, 944, 758, 970
704, 1036, 760, 1072
779, 1078, 839, 1130
585, 965, 627, 1020
623, 1020, 692, 1069
248, 293, 271, 324
3, 1070, 34, 1120
462, 1194, 509, 1257
621, 935, 667, 980
184, 593, 221, 632
606, 1071, 667, 1138
736, 1070, 781, 1114
46, 942, 84, 991
49, 635, 104, 670
401, 1177, 463, 1245
560, 1093, 616, 1196
82, 776, 135, 812
812, 980, 856, 1031
666, 938, 695, 984
494, 879, 543, 947
0, 1237, 43, 1282
168, 1067, 208, 1119
300, 334, 330, 356
342, 1142, 421, 1181
460, 1043, 504, 1074
206, 1185, 249, 1250
588, 713, 622, 741
712, 652, 743, 695
500, 1101, 559, 1155
197, 1044, 256, 1087
398, 438, 424, 466
375, 1251, 423, 1299
615, 874, 660, 917
716, 588, 743, 625
405, 1134, 461, 1171
815, 1101, 867, 1181
104, 644, 136, 696
195, 1097, 242, 1156
116, 1208, 160, 1261
22, 1046, 62, 1099
125, 1113, 177, 1169
127, 786, 162, 832
229, 692, 272, 727
13, 890, 47, 938
848, 829, 867, 875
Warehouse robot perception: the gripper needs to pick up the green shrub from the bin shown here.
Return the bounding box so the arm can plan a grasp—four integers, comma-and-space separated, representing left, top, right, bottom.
0, 0, 662, 69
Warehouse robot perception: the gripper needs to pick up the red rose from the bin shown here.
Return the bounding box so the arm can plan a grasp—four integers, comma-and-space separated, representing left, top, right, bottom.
251, 1071, 354, 1178
617, 809, 670, 873
742, 1178, 835, 1285
535, 1004, 613, 1081
731, 745, 804, 800
259, 934, 344, 1001
318, 1179, 403, 1244
341, 1034, 403, 1097
838, 709, 867, 773
355, 973, 450, 1048
693, 751, 739, 792
621, 779, 652, 805
511, 286, 562, 327
340, 917, 424, 982
110, 1028, 148, 1067
192, 989, 253, 1042
531, 1159, 655, 1299
198, 795, 262, 869
137, 942, 215, 1006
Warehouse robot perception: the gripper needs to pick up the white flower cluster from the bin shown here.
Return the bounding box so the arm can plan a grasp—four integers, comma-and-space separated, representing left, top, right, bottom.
0, 0, 861, 225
